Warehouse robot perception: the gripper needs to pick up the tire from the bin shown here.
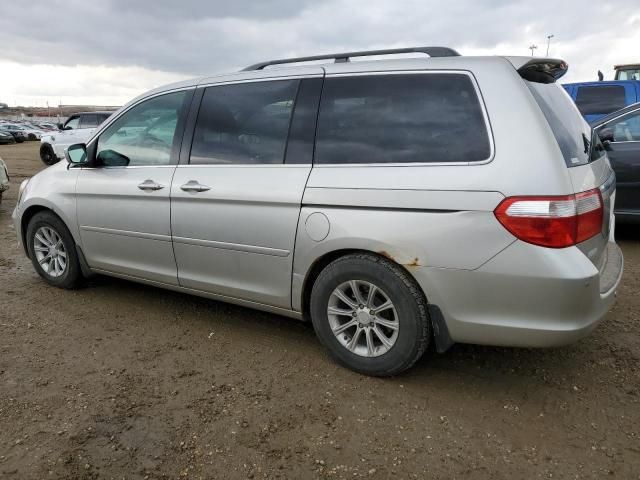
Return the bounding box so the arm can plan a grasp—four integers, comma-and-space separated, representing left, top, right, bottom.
40, 143, 59, 166
310, 253, 431, 376
26, 211, 82, 289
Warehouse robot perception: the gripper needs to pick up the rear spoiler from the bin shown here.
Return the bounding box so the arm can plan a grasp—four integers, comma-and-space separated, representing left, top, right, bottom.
517, 59, 568, 84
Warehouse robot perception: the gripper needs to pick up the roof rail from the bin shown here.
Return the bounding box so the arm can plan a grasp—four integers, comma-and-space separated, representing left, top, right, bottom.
241, 46, 460, 71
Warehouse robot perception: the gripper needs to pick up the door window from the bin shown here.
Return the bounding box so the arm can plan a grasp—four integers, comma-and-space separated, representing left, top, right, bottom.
315, 74, 491, 164
64, 116, 80, 130
96, 91, 186, 167
606, 110, 640, 142
190, 80, 299, 165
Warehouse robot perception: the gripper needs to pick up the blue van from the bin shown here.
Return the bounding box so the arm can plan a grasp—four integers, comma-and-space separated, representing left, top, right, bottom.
563, 80, 640, 122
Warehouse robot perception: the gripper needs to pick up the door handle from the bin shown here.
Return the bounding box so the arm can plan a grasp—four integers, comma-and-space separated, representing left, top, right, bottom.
137, 179, 165, 191
180, 180, 211, 192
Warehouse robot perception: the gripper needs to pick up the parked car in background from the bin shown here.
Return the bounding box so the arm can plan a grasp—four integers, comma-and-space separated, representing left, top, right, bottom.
563, 80, 640, 122
35, 122, 58, 131
0, 123, 46, 141
592, 102, 640, 223
13, 47, 623, 376
40, 111, 113, 165
0, 157, 9, 204
615, 64, 640, 80
0, 125, 27, 143
25, 121, 56, 132
0, 130, 16, 145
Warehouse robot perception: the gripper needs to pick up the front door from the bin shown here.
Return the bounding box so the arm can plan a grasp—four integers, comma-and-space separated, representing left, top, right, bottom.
76, 90, 191, 284
171, 77, 322, 308
602, 108, 640, 214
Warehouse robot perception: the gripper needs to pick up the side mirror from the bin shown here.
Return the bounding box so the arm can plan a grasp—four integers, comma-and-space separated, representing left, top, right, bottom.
57, 123, 63, 130
65, 143, 88, 165
598, 127, 615, 144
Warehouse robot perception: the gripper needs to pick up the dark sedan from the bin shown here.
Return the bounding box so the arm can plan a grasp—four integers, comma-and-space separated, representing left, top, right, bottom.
0, 130, 15, 145
593, 102, 640, 223
0, 126, 27, 143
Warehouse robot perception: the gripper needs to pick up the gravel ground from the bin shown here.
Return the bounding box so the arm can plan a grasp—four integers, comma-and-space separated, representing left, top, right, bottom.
0, 142, 639, 479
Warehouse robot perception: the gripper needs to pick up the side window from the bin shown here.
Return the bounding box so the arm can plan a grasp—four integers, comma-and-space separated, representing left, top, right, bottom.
575, 86, 626, 116
64, 116, 80, 130
315, 74, 491, 164
96, 91, 186, 167
79, 114, 98, 129
608, 110, 640, 142
190, 80, 299, 165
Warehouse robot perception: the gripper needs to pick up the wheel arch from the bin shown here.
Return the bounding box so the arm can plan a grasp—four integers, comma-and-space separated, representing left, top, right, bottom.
20, 205, 68, 258
300, 248, 422, 321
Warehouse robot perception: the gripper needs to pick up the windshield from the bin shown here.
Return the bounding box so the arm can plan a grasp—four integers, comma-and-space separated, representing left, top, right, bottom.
527, 82, 597, 167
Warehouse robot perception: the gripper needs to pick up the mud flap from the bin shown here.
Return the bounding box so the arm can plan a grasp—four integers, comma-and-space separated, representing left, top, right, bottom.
75, 245, 96, 278
428, 304, 454, 353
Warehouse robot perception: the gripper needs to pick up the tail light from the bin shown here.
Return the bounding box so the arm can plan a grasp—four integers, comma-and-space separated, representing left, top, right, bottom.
494, 188, 603, 248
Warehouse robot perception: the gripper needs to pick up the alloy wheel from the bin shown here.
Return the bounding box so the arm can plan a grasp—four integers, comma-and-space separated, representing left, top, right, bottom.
33, 226, 67, 278
327, 280, 399, 357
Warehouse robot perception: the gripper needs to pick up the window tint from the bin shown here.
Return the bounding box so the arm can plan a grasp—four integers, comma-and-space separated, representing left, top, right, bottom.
79, 114, 98, 128
527, 82, 594, 167
315, 74, 491, 164
575, 86, 626, 115
190, 80, 299, 165
607, 110, 640, 142
97, 91, 186, 167
64, 116, 80, 130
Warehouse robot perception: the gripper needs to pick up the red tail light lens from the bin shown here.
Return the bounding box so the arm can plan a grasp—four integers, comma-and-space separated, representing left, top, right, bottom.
494, 189, 603, 248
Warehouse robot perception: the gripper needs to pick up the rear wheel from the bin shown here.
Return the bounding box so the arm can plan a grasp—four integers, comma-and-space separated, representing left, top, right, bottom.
39, 143, 58, 166
310, 253, 431, 376
26, 211, 82, 289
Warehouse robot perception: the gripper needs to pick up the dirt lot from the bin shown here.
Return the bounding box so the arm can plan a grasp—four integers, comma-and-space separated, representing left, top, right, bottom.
0, 142, 639, 479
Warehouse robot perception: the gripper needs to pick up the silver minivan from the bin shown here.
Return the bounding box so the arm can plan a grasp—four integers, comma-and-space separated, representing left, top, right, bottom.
13, 47, 623, 376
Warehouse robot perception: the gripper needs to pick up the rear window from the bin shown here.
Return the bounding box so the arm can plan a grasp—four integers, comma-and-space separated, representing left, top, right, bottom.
527, 82, 602, 167
575, 86, 626, 116
315, 73, 491, 164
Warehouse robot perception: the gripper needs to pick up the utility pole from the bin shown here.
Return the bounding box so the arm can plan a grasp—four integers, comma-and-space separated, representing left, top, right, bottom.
546, 34, 554, 56
529, 44, 538, 56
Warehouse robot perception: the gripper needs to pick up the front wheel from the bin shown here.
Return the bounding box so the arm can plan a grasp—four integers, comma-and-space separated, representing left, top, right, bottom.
26, 211, 82, 289
40, 143, 59, 166
310, 253, 431, 376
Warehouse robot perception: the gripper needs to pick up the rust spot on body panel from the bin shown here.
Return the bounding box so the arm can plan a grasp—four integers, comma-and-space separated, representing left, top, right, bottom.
405, 257, 420, 267
378, 250, 421, 267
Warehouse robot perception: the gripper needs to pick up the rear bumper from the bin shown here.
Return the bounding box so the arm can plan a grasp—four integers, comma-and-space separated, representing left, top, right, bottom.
412, 240, 623, 348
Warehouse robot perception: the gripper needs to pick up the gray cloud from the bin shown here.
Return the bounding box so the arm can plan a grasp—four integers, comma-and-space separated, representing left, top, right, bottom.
0, 0, 638, 80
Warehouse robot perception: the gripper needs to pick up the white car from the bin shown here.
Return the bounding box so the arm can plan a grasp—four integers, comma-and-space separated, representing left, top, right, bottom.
39, 111, 113, 165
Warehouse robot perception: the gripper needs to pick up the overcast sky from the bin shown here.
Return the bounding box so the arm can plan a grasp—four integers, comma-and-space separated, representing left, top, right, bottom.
1, 0, 639, 107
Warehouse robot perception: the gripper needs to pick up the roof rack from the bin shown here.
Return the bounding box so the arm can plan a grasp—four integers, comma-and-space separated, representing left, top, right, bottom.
241, 46, 460, 71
